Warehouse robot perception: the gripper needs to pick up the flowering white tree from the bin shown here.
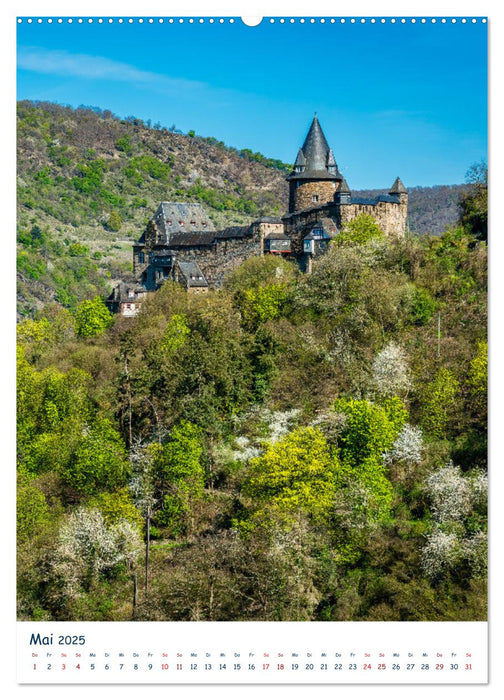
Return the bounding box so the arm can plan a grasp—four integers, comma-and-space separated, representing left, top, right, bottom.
425, 462, 474, 523
230, 408, 301, 463
263, 408, 301, 444
421, 529, 461, 579
421, 462, 487, 579
370, 342, 412, 397
231, 435, 262, 463
462, 531, 488, 577
54, 507, 142, 596
383, 423, 423, 466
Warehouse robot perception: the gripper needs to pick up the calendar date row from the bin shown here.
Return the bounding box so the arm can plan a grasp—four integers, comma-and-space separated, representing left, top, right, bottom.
32, 661, 474, 672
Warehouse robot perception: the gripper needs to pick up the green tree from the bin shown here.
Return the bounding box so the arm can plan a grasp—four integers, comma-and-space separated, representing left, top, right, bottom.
17, 467, 50, 542
17, 352, 91, 466
90, 488, 144, 533
458, 161, 487, 241
336, 213, 385, 247
465, 340, 487, 434
243, 426, 337, 531
160, 314, 191, 355
241, 284, 290, 328
333, 396, 407, 468
75, 297, 113, 337
17, 317, 53, 362
107, 211, 122, 232
225, 257, 295, 330
115, 135, 133, 154
419, 368, 460, 439
329, 397, 406, 529
158, 420, 205, 535
225, 256, 296, 294
62, 417, 130, 494
467, 340, 487, 400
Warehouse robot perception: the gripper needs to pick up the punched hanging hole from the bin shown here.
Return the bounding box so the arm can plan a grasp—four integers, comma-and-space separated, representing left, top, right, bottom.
241, 17, 263, 27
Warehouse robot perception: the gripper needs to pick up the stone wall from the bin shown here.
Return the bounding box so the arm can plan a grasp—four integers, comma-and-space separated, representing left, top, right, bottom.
133, 191, 407, 296
289, 179, 339, 213
284, 196, 407, 241
249, 220, 284, 254
172, 233, 263, 287
339, 200, 407, 237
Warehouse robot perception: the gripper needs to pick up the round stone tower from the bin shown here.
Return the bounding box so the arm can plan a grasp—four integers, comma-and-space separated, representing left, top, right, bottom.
286, 115, 343, 213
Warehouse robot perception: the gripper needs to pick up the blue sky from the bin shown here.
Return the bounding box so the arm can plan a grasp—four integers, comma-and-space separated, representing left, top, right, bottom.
16, 16, 487, 189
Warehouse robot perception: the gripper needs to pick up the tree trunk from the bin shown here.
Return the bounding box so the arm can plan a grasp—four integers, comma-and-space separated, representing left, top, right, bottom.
132, 572, 137, 619
145, 510, 151, 596
124, 356, 133, 448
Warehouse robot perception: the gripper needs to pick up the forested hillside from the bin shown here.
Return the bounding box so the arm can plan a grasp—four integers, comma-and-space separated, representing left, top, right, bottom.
16, 100, 289, 316
17, 221, 487, 621
358, 184, 470, 236
17, 101, 469, 317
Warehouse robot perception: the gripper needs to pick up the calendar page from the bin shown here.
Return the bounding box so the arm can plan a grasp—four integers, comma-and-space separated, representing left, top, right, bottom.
13, 0, 490, 691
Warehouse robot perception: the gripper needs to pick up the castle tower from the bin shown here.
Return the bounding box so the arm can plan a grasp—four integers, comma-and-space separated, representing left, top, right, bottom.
389, 176, 408, 204
287, 115, 343, 213
388, 177, 408, 237
335, 176, 351, 204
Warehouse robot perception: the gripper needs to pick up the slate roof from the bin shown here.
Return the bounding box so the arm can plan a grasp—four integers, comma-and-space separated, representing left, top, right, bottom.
339, 177, 351, 194
302, 116, 330, 169
215, 226, 249, 239
254, 216, 284, 224
319, 216, 338, 235
176, 262, 208, 287
264, 231, 291, 241
107, 283, 147, 303
294, 148, 306, 167
169, 231, 217, 247
349, 194, 401, 205
153, 202, 215, 243
389, 177, 408, 194
287, 116, 343, 182
327, 149, 337, 168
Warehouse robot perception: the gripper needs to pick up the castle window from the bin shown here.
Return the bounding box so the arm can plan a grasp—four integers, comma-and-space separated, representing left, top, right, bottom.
312, 195, 319, 203
138, 252, 145, 264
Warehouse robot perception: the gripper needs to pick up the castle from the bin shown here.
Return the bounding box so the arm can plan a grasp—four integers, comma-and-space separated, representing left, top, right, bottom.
107, 116, 407, 313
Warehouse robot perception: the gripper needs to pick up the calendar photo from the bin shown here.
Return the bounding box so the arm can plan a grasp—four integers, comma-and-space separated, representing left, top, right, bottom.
15, 9, 488, 685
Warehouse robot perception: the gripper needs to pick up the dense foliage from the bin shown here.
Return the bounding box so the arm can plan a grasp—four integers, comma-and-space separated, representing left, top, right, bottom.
17, 221, 487, 622
458, 161, 488, 242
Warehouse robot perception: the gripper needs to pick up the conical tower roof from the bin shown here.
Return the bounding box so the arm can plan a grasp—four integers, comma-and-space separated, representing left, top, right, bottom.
294, 148, 306, 167
287, 116, 342, 181
301, 116, 331, 171
389, 176, 407, 194
339, 177, 351, 194
326, 148, 336, 168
